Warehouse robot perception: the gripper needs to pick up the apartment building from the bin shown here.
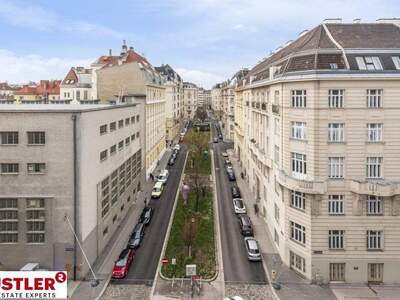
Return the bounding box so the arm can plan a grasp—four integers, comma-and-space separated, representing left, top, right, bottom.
60, 67, 97, 103
203, 89, 211, 109
183, 82, 198, 119
96, 44, 166, 177
211, 84, 222, 118
0, 104, 144, 279
234, 19, 400, 284
14, 80, 61, 104
0, 82, 17, 103
155, 64, 184, 142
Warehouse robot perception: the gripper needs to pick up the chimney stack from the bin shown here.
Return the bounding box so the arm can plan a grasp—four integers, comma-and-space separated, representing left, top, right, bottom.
109, 49, 112, 56
353, 18, 361, 23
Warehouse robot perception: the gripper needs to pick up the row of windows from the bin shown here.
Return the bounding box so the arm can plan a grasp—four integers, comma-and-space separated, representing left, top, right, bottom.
0, 163, 46, 175
290, 122, 383, 142
329, 262, 384, 282
100, 115, 140, 135
356, 56, 400, 71
0, 131, 45, 145
290, 89, 384, 108
100, 132, 140, 162
291, 153, 384, 179
0, 198, 45, 244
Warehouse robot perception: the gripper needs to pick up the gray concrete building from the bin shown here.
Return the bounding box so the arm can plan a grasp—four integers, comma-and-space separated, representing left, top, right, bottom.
0, 104, 144, 279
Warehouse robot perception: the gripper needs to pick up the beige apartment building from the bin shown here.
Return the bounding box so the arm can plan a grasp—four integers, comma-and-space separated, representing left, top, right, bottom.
211, 84, 222, 118
0, 104, 144, 279
96, 45, 166, 178
183, 82, 198, 119
155, 64, 184, 142
234, 19, 400, 284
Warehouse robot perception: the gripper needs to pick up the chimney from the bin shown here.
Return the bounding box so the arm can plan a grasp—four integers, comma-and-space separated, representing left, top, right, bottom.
353, 18, 361, 23
376, 18, 400, 26
129, 46, 134, 51
109, 49, 112, 56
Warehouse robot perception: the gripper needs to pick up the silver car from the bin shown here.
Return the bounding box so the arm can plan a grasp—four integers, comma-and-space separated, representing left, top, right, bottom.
232, 198, 246, 214
244, 237, 261, 261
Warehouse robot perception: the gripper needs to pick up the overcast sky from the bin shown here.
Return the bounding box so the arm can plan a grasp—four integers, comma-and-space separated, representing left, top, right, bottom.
0, 0, 399, 88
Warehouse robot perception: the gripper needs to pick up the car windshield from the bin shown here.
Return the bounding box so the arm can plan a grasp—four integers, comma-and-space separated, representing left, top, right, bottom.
153, 187, 161, 192
134, 231, 141, 238
234, 200, 244, 208
247, 241, 259, 254
115, 257, 127, 267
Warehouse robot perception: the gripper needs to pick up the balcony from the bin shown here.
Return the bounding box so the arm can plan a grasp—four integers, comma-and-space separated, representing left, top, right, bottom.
277, 170, 327, 194
349, 180, 400, 197
272, 104, 280, 115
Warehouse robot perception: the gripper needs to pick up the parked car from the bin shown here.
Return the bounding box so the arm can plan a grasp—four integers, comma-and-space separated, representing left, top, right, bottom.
218, 134, 223, 140
221, 152, 228, 158
168, 155, 176, 166
238, 214, 253, 236
223, 297, 244, 300
213, 137, 218, 143
174, 144, 181, 151
227, 170, 236, 181
232, 198, 246, 214
112, 248, 135, 278
244, 237, 262, 261
139, 207, 154, 225
157, 170, 169, 185
128, 223, 145, 249
231, 185, 241, 198
151, 181, 164, 198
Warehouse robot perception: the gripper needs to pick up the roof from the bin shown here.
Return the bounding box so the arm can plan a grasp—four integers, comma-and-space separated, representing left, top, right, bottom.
155, 64, 182, 82
15, 80, 61, 95
0, 82, 15, 91
0, 103, 137, 113
61, 67, 92, 86
246, 22, 400, 84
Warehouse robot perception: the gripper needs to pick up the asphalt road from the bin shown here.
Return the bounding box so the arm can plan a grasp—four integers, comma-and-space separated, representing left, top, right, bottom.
212, 122, 267, 284
112, 144, 187, 285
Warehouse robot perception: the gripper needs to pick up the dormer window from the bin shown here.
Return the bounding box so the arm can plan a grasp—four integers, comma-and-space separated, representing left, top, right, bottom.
356, 56, 383, 70
330, 63, 338, 69
392, 56, 400, 70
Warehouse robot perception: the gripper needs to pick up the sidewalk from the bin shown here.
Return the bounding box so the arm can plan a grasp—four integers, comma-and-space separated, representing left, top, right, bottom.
69, 146, 173, 300
227, 148, 336, 300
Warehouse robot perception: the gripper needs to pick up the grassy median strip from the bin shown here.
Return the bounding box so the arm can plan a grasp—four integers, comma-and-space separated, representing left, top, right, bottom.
162, 128, 216, 279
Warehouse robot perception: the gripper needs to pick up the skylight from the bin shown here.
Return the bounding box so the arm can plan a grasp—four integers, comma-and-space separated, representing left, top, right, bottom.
356, 56, 383, 70
392, 56, 400, 70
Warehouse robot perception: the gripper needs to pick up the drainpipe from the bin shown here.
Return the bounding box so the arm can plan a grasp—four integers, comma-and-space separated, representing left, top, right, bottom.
71, 114, 78, 281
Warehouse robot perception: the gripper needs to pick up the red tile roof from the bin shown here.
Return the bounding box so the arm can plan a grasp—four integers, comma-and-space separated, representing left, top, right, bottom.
15, 80, 61, 95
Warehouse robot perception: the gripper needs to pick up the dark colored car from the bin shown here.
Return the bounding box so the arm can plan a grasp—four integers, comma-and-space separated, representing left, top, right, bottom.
112, 248, 135, 279
238, 214, 253, 236
231, 185, 241, 198
128, 223, 145, 249
227, 170, 236, 181
168, 154, 176, 166
139, 207, 154, 225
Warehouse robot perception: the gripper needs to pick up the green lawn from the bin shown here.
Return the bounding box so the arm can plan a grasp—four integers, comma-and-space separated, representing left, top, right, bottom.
184, 129, 211, 175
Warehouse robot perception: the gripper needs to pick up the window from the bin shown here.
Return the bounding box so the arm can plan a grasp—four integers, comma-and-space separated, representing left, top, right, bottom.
367, 230, 383, 250
103, 226, 108, 236
392, 56, 400, 70
118, 140, 124, 151
110, 145, 117, 155
274, 228, 279, 246
84, 90, 88, 100
328, 195, 344, 215
27, 132, 45, 145
291, 191, 305, 210
118, 120, 124, 128
328, 123, 344, 142
367, 89, 383, 108
27, 163, 45, 174
76, 91, 81, 100
136, 132, 140, 138
366, 157, 383, 179
274, 118, 280, 135
290, 221, 306, 245
367, 123, 383, 142
0, 199, 18, 243
367, 196, 383, 215
131, 116, 135, 124
330, 263, 345, 281
274, 145, 280, 164
330, 63, 338, 70
1, 163, 19, 174
131, 134, 135, 141
291, 152, 307, 177
291, 122, 306, 140
26, 199, 45, 243
329, 157, 344, 179
328, 89, 344, 108
100, 150, 108, 162
329, 230, 344, 249
368, 263, 384, 283
290, 251, 306, 274
125, 118, 130, 126
0, 132, 18, 145
125, 137, 130, 146
136, 115, 140, 122
291, 90, 307, 108
356, 56, 383, 70
110, 122, 116, 132
274, 203, 279, 222
100, 124, 107, 135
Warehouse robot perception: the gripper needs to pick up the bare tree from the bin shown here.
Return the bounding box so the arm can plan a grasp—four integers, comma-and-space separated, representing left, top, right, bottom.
183, 218, 198, 257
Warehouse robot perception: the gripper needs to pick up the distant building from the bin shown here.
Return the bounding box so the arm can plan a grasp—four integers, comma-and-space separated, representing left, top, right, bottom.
0, 104, 144, 280
60, 67, 96, 103
155, 64, 184, 142
14, 80, 61, 104
97, 43, 166, 177
183, 82, 198, 119
203, 89, 211, 109
211, 84, 222, 117
0, 82, 17, 103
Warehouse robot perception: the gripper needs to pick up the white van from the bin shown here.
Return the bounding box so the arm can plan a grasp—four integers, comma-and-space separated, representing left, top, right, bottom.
157, 170, 169, 185
20, 263, 40, 271
151, 181, 164, 198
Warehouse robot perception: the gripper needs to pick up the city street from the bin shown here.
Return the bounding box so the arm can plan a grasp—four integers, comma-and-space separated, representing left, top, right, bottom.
112, 144, 187, 285
211, 122, 267, 284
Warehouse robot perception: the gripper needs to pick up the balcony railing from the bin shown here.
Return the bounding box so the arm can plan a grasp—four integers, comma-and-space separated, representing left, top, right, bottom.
277, 170, 327, 194
272, 104, 280, 115
349, 180, 400, 197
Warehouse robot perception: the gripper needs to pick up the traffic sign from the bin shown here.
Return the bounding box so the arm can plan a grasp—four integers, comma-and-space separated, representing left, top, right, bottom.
171, 258, 176, 265
161, 257, 169, 265
186, 264, 197, 276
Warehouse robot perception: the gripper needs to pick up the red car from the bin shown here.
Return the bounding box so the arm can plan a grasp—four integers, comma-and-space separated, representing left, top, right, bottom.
112, 248, 135, 279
